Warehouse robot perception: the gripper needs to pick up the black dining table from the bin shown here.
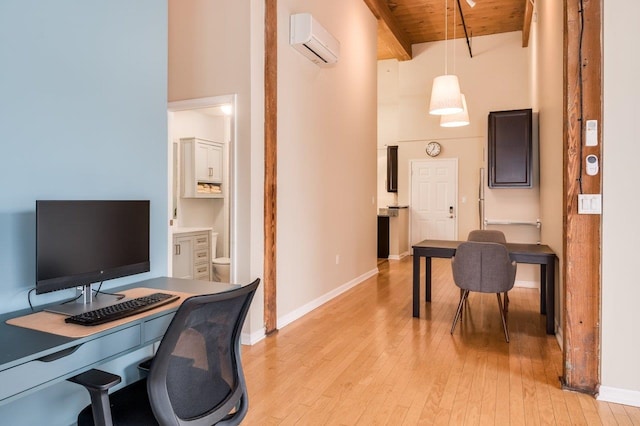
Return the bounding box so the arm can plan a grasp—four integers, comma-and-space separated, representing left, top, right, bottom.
412, 239, 557, 335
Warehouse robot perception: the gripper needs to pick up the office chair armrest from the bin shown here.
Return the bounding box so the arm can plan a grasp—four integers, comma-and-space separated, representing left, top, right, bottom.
68, 368, 121, 391
137, 357, 153, 372
68, 369, 121, 426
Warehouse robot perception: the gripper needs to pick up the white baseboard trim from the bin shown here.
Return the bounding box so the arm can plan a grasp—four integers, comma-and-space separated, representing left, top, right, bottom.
241, 328, 266, 346
276, 268, 379, 330
514, 279, 538, 289
598, 386, 640, 408
388, 251, 410, 261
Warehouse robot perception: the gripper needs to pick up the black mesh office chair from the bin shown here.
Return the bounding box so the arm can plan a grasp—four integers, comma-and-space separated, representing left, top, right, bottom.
450, 242, 516, 342
69, 279, 260, 426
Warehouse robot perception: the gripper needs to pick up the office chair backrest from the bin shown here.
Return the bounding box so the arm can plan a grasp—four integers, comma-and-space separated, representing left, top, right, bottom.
452, 242, 516, 293
147, 279, 260, 426
467, 229, 507, 244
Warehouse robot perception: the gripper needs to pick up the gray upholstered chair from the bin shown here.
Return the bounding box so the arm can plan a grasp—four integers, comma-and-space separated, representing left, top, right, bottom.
450, 241, 517, 342
467, 229, 507, 244
460, 229, 509, 312
466, 229, 510, 310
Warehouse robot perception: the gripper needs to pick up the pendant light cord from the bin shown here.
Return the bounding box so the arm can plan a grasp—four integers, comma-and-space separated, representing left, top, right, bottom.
444, 0, 448, 74
453, 0, 456, 74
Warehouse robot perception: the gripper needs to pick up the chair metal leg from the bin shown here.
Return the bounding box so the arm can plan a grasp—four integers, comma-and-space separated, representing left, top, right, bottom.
504, 291, 509, 313
451, 290, 469, 335
496, 293, 509, 343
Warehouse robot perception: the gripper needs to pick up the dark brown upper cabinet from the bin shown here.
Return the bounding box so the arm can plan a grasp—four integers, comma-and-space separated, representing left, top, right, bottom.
488, 108, 533, 188
386, 145, 398, 192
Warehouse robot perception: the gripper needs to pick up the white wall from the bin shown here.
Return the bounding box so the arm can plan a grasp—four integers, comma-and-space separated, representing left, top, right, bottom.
600, 0, 640, 406
169, 0, 378, 337
276, 0, 378, 326
168, 0, 264, 339
378, 32, 539, 285
530, 0, 564, 338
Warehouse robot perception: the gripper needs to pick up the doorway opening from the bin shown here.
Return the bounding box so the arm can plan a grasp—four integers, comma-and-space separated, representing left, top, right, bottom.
167, 95, 237, 283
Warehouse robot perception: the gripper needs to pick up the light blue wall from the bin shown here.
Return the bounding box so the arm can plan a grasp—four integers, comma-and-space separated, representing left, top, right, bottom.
0, 0, 168, 315
0, 3, 167, 422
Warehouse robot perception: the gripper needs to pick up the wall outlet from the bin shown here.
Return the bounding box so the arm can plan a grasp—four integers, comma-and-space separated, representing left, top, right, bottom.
335, 254, 340, 265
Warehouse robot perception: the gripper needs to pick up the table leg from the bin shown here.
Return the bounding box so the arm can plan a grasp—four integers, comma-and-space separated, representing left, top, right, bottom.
413, 254, 420, 317
540, 264, 547, 315
546, 261, 555, 335
425, 257, 432, 302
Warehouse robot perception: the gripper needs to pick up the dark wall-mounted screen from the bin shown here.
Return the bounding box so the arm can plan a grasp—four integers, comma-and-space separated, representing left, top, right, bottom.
36, 200, 150, 294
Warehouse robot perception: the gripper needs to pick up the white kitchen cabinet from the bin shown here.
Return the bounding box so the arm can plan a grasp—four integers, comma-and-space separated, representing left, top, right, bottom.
172, 229, 211, 281
181, 137, 224, 198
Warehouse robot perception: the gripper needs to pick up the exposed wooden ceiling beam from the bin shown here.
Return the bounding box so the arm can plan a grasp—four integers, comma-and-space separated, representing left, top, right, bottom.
522, 0, 534, 47
363, 0, 413, 61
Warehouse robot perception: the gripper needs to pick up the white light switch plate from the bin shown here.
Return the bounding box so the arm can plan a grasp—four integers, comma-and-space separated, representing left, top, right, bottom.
586, 120, 598, 146
578, 194, 602, 214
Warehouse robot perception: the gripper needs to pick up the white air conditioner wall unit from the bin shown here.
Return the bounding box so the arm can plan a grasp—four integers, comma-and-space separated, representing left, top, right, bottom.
290, 13, 340, 66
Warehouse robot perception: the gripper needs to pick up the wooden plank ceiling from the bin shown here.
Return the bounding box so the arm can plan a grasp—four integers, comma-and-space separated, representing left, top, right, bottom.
364, 0, 532, 61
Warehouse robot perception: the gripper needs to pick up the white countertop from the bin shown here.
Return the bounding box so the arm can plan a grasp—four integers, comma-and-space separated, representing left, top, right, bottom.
171, 226, 212, 235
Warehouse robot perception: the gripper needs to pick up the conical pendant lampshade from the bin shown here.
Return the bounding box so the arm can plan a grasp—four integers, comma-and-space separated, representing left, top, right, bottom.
440, 93, 470, 127
429, 75, 463, 115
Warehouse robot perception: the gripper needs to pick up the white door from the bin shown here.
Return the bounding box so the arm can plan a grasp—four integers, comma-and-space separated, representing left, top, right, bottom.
410, 159, 458, 244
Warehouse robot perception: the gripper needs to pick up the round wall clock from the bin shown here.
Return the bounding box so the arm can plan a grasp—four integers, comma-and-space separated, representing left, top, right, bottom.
426, 141, 441, 157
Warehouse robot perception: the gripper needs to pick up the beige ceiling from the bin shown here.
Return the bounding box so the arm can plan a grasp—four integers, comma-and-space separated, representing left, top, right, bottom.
364, 0, 533, 60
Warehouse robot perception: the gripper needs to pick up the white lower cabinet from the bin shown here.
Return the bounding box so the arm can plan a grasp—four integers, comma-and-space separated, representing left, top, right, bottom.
172, 230, 210, 281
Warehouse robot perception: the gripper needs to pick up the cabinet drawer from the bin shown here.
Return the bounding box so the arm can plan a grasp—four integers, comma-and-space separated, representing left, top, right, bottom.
194, 248, 209, 265
143, 312, 174, 344
0, 325, 141, 402
194, 234, 209, 250
194, 263, 210, 280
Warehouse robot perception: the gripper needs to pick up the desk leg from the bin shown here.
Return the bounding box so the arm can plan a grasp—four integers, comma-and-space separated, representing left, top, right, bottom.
413, 254, 420, 317
425, 257, 432, 303
540, 265, 547, 315
546, 261, 555, 335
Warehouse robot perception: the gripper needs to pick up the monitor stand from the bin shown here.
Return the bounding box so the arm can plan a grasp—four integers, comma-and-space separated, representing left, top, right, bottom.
45, 283, 127, 317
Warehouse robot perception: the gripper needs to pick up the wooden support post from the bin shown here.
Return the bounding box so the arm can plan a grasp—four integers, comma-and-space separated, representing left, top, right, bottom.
562, 0, 602, 394
264, 0, 278, 335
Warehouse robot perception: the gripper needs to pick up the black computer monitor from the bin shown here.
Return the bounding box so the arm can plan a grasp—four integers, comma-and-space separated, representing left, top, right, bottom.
36, 200, 150, 314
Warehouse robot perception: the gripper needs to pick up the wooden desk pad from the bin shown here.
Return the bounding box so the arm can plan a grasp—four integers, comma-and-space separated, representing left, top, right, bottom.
6, 287, 196, 339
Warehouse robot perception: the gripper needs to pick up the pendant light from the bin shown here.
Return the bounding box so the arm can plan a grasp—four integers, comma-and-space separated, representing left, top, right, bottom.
441, 94, 470, 127
429, 0, 463, 115
440, 0, 469, 127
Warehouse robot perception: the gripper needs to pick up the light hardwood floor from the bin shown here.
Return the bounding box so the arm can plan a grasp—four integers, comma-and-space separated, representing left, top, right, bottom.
241, 257, 640, 425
